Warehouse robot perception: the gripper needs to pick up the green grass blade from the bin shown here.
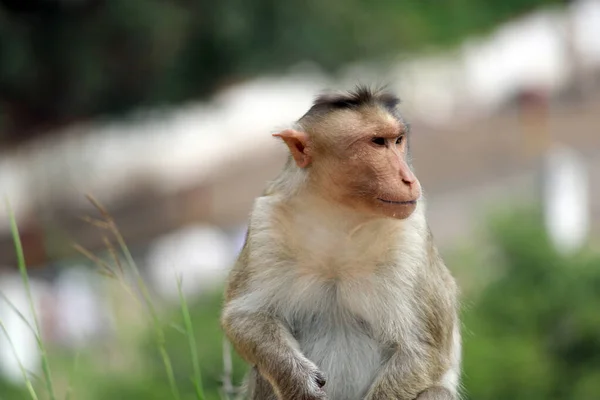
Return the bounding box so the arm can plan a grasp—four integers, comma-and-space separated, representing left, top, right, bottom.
176, 276, 205, 400
5, 199, 57, 400
158, 346, 180, 400
0, 291, 38, 337
111, 225, 180, 400
85, 194, 181, 399
64, 351, 81, 400
0, 318, 40, 400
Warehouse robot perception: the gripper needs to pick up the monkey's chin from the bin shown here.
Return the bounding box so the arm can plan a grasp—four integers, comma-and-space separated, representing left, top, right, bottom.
376, 198, 418, 219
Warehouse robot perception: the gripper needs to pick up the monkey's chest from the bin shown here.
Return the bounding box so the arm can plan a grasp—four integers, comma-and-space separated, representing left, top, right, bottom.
287, 296, 386, 400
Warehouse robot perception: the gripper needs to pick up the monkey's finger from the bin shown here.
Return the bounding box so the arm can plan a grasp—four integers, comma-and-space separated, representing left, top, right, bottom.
314, 371, 327, 388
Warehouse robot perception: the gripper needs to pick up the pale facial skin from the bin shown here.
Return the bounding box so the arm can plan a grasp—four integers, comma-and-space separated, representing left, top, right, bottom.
274, 105, 421, 220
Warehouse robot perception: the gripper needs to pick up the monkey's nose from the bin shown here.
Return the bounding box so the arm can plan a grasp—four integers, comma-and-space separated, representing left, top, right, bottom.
401, 170, 416, 187
402, 177, 415, 186
397, 160, 416, 187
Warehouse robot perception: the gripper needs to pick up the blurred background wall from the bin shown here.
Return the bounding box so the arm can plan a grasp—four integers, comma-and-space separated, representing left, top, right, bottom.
0, 1, 599, 399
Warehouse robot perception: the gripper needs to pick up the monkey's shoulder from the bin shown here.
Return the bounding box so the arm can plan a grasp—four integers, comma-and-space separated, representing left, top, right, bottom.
223, 239, 252, 302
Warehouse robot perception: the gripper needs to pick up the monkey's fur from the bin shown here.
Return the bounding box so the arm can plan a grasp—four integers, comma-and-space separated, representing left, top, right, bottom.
221, 87, 461, 400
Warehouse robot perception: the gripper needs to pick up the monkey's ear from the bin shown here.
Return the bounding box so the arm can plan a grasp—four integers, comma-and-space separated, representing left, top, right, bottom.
272, 129, 312, 168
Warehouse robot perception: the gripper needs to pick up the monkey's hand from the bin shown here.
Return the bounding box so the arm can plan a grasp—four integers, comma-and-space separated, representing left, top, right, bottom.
274, 358, 328, 400
414, 387, 454, 400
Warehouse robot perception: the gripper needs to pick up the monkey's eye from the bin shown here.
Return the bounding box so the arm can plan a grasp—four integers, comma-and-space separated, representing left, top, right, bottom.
371, 137, 386, 146
395, 136, 404, 145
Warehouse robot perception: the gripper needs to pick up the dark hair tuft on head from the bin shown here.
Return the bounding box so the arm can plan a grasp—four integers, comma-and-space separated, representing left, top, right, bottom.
297, 84, 406, 128
312, 84, 401, 111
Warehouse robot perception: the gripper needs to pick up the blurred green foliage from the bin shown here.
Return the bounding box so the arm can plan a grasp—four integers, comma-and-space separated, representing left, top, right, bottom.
461, 208, 600, 400
0, 0, 564, 141
1, 207, 598, 399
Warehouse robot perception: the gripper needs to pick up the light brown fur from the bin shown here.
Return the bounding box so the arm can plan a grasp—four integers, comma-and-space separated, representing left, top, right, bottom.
221, 87, 461, 400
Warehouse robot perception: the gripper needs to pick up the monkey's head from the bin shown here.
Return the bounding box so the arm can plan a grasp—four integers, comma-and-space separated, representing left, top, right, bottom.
274, 86, 421, 220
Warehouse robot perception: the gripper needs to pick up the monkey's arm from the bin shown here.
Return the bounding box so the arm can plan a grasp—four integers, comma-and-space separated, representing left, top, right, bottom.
221, 305, 326, 399
221, 245, 327, 400
362, 326, 460, 400
364, 256, 461, 400
362, 348, 451, 400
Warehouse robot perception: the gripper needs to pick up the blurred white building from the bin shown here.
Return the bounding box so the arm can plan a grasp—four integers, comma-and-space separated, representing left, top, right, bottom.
146, 224, 237, 302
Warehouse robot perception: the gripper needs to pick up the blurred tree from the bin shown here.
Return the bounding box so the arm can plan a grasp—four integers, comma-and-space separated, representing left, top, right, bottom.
0, 0, 566, 146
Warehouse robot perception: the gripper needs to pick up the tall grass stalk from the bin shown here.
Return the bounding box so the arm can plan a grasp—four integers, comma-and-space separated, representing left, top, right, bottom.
0, 292, 37, 337
0, 318, 40, 400
5, 200, 58, 400
78, 194, 182, 400
176, 276, 205, 400
0, 290, 47, 397
63, 351, 80, 400
4, 194, 214, 400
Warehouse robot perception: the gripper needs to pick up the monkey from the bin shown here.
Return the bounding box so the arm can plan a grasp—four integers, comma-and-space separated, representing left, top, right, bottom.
220, 86, 461, 400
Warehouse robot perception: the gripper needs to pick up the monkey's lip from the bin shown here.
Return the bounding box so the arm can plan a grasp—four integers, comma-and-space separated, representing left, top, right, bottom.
377, 198, 417, 205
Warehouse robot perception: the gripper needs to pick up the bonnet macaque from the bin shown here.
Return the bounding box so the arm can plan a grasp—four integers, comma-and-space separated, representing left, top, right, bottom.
221, 86, 461, 400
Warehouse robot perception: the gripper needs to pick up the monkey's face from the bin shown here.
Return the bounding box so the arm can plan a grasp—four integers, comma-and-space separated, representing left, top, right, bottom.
313, 107, 422, 220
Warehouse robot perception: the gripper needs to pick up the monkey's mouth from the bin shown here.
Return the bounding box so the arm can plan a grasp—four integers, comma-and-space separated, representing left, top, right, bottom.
377, 198, 417, 205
